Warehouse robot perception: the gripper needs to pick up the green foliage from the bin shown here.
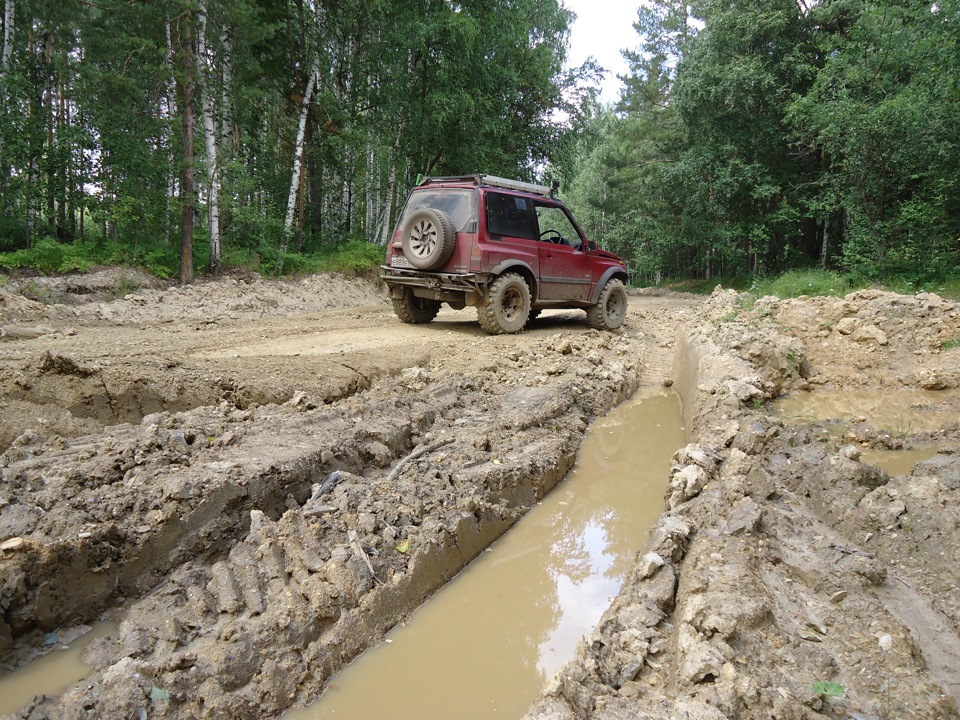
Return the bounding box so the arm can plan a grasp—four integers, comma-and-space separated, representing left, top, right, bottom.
812, 681, 846, 698
0, 0, 587, 280
750, 270, 853, 299
0, 239, 95, 273
562, 0, 960, 287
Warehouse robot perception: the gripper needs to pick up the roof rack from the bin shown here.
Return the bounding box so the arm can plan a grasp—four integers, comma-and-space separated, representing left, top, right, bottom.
419, 174, 554, 198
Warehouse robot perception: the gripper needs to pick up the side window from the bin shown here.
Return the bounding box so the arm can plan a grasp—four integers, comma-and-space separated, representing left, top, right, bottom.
535, 203, 584, 249
485, 192, 537, 240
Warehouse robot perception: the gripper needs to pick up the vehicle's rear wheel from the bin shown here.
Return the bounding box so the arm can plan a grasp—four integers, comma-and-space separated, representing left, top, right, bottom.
401, 208, 457, 270
478, 273, 530, 334
586, 278, 627, 330
392, 289, 442, 324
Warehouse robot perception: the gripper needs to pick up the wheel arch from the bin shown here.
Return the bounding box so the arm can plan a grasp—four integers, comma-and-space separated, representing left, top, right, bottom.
589, 268, 629, 304
489, 260, 538, 299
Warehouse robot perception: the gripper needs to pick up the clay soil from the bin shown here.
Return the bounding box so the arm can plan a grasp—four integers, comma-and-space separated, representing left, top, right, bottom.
1, 270, 959, 720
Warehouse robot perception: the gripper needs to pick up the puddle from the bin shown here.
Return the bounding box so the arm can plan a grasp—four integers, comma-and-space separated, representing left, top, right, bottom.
287, 388, 685, 719
773, 389, 960, 434
860, 447, 940, 476
0, 621, 118, 716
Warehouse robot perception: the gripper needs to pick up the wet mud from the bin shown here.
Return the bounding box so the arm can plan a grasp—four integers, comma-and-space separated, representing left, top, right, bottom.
3, 274, 960, 719
526, 288, 960, 720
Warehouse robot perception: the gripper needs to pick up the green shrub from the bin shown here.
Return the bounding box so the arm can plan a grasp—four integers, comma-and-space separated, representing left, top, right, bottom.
750, 270, 854, 299
314, 240, 384, 275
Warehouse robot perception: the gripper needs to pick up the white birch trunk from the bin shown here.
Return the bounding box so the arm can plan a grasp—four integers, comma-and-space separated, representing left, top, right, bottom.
819, 218, 829, 268
220, 29, 232, 151
375, 114, 404, 245
165, 20, 178, 241
197, 0, 220, 272
1, 0, 13, 79
283, 58, 320, 243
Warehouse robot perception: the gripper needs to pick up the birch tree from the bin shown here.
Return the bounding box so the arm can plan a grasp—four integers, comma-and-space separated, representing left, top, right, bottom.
174, 6, 196, 284
1, 0, 13, 83
282, 57, 319, 245
197, 0, 221, 274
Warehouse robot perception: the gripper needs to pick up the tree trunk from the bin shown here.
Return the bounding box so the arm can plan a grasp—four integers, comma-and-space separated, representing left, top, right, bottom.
177, 9, 196, 285
819, 218, 829, 268
1, 0, 13, 80
165, 19, 179, 244
375, 117, 404, 245
283, 57, 319, 245
197, 0, 220, 274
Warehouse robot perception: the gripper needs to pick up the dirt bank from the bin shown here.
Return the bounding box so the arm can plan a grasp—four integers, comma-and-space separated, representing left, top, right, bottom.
0, 270, 699, 718
526, 288, 960, 720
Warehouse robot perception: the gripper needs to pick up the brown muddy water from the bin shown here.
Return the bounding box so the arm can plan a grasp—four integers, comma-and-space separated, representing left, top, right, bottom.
286, 388, 685, 720
861, 446, 940, 476
773, 388, 960, 433
0, 621, 118, 716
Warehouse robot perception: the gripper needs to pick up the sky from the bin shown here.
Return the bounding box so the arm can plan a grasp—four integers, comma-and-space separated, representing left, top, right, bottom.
563, 0, 644, 104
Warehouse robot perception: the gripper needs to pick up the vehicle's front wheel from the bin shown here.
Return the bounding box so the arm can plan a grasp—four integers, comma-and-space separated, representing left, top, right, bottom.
392, 289, 442, 324
586, 278, 627, 330
478, 273, 530, 334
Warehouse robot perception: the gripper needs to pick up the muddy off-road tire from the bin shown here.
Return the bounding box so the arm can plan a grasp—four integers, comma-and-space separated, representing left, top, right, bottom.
586, 278, 627, 330
401, 208, 457, 270
392, 289, 442, 324
478, 273, 530, 334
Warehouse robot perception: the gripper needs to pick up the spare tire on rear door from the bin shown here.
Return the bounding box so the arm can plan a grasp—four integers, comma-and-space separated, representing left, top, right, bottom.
401, 208, 457, 270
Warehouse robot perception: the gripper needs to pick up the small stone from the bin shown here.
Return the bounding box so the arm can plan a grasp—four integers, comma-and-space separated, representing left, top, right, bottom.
638, 552, 665, 579
0, 537, 24, 551
829, 590, 848, 604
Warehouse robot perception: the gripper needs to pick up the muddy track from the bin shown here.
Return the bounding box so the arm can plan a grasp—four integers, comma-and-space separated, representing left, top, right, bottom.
4, 275, 960, 720
0, 273, 701, 718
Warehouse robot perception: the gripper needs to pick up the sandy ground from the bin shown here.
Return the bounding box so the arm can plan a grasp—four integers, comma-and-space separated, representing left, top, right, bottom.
1, 270, 959, 719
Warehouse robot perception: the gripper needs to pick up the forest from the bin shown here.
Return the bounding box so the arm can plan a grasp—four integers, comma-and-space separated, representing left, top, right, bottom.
0, 0, 957, 286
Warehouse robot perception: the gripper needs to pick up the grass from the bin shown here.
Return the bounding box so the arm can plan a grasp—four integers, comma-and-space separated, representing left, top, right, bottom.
750, 270, 854, 299
0, 237, 385, 281
658, 268, 960, 303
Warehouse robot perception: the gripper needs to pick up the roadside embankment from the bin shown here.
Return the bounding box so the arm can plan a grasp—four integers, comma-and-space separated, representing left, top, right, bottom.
526, 287, 960, 720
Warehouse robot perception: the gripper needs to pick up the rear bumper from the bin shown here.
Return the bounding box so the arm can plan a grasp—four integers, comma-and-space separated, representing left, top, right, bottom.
381, 267, 489, 305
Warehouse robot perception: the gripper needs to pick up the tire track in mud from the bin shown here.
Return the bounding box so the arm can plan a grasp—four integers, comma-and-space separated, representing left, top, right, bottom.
1, 296, 698, 718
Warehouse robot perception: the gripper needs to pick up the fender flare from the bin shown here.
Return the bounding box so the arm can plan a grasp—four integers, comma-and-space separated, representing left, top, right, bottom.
589, 268, 630, 304
489, 260, 538, 299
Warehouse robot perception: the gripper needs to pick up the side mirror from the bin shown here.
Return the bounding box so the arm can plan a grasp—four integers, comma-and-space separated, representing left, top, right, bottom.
587, 240, 597, 252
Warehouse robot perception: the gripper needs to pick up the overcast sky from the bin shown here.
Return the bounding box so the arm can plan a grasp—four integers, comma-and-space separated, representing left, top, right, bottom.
563, 0, 643, 104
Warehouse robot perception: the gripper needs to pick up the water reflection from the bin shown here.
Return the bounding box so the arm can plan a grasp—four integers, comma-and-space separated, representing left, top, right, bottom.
288, 389, 684, 720
0, 621, 118, 716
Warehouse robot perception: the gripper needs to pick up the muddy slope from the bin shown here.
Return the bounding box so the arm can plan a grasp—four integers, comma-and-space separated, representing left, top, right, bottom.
527, 288, 960, 720
0, 271, 700, 719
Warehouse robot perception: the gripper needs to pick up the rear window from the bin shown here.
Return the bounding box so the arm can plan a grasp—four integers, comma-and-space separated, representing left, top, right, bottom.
399, 189, 476, 233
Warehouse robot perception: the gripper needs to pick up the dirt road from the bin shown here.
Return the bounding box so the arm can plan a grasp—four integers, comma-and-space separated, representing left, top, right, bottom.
2, 271, 959, 719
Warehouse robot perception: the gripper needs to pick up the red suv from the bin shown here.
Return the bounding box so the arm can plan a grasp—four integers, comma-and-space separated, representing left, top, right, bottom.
382, 175, 629, 335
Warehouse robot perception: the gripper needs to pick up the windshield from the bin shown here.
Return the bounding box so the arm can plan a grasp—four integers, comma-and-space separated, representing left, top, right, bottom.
400, 189, 476, 233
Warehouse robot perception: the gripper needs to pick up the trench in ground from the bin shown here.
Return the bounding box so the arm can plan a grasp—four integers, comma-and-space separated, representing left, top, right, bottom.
285, 388, 685, 719
0, 388, 687, 718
